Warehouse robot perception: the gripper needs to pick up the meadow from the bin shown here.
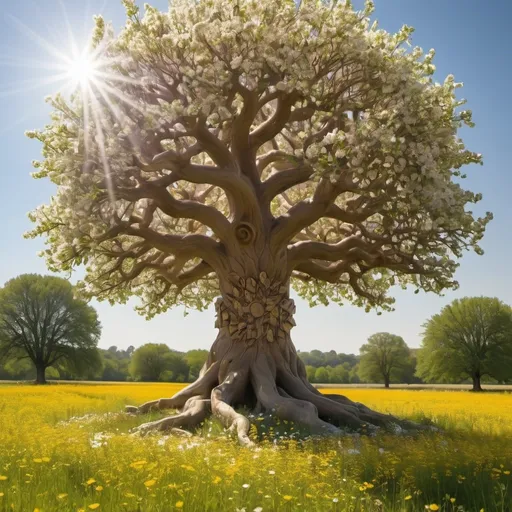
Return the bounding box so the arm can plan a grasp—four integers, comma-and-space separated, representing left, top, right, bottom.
0, 384, 511, 512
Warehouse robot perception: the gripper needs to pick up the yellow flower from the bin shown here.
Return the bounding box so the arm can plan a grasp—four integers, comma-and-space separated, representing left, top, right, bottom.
0, 476, 7, 481
504, 471, 511, 475
404, 495, 412, 501
175, 501, 184, 509
450, 498, 456, 503
57, 493, 68, 499
86, 478, 96, 486
95, 486, 103, 492
33, 459, 42, 464
89, 505, 100, 510
283, 495, 293, 501
42, 457, 50, 463
34, 509, 40, 512
0, 493, 4, 497
305, 494, 313, 498
212, 476, 222, 484
129, 460, 147, 468
429, 505, 439, 511
144, 479, 156, 487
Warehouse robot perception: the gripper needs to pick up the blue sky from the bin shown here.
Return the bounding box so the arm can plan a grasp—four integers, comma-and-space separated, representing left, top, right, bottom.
0, 0, 510, 354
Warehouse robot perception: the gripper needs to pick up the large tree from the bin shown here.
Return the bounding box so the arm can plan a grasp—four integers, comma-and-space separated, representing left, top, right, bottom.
417, 297, 512, 391
26, 0, 490, 440
0, 274, 102, 384
359, 332, 410, 388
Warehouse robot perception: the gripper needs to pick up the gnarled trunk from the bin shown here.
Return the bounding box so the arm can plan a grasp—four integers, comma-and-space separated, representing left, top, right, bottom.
127, 264, 418, 441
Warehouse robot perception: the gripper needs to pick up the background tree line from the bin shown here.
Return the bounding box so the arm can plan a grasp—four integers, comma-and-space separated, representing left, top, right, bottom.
1, 275, 512, 389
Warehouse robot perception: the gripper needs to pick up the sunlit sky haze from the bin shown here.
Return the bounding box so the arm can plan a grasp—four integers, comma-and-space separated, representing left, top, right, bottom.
0, 0, 510, 354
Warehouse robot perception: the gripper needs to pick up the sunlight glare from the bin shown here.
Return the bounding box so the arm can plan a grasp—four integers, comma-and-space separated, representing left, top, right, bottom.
68, 50, 96, 88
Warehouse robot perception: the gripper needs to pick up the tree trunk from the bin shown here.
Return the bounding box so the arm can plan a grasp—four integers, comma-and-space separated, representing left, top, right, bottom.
384, 376, 390, 389
35, 364, 47, 385
127, 269, 421, 440
471, 373, 482, 392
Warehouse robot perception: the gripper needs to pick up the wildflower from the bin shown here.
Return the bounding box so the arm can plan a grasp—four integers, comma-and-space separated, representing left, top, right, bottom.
333, 497, 339, 503
268, 470, 275, 475
176, 501, 184, 509
0, 476, 7, 481
86, 478, 96, 486
57, 493, 68, 499
42, 457, 50, 462
450, 498, 456, 503
89, 505, 100, 510
504, 471, 511, 475
254, 508, 263, 512
242, 484, 250, 489
0, 493, 4, 497
33, 459, 43, 463
305, 494, 313, 498
212, 476, 222, 484
144, 479, 156, 487
283, 495, 293, 501
95, 486, 103, 491
428, 505, 439, 511
405, 496, 412, 501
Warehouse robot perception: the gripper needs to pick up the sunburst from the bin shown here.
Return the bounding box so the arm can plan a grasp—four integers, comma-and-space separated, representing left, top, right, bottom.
4, 4, 144, 207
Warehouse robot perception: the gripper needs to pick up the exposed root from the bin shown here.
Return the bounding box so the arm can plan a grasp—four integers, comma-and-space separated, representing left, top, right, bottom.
126, 362, 219, 414
132, 397, 210, 435
211, 369, 254, 447
251, 352, 341, 435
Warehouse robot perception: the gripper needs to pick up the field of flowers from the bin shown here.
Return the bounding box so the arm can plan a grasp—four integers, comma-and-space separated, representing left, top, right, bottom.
0, 383, 511, 512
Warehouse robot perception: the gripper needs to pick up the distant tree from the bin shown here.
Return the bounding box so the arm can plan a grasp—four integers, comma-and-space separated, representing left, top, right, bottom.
314, 366, 329, 383
359, 333, 410, 388
0, 274, 101, 384
129, 343, 174, 381
305, 365, 317, 383
184, 349, 209, 380
417, 297, 512, 391
327, 365, 350, 384
167, 352, 190, 382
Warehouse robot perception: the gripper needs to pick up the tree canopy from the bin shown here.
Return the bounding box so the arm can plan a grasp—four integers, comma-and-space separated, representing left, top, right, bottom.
358, 332, 410, 387
416, 297, 512, 391
0, 274, 102, 383
129, 343, 190, 381
25, 0, 490, 318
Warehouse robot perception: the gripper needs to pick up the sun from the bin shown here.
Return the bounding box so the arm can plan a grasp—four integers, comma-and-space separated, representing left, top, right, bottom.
67, 49, 97, 89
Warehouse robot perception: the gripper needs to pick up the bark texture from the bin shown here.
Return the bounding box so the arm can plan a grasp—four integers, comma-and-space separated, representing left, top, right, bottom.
127, 272, 418, 441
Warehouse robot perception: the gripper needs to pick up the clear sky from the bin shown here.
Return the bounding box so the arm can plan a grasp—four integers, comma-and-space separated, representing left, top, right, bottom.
0, 0, 510, 354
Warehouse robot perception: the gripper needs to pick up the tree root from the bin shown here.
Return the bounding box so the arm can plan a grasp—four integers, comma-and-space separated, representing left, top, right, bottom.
126, 331, 428, 443
131, 397, 210, 435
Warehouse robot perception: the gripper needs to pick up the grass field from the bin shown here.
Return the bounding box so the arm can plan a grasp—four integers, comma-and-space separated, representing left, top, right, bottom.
0, 384, 511, 511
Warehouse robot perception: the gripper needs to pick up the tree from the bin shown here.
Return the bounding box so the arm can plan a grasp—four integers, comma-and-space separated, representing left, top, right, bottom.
314, 367, 329, 383
129, 343, 174, 381
417, 297, 512, 391
185, 349, 209, 380
0, 274, 101, 384
359, 333, 410, 388
26, 0, 490, 439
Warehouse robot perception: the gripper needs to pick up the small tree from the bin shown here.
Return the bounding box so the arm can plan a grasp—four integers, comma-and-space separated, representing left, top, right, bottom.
359, 333, 410, 388
129, 343, 173, 381
417, 297, 512, 391
0, 274, 101, 384
27, 0, 490, 437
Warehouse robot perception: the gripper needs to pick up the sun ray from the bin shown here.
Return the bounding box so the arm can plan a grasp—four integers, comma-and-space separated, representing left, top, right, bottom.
87, 83, 116, 206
